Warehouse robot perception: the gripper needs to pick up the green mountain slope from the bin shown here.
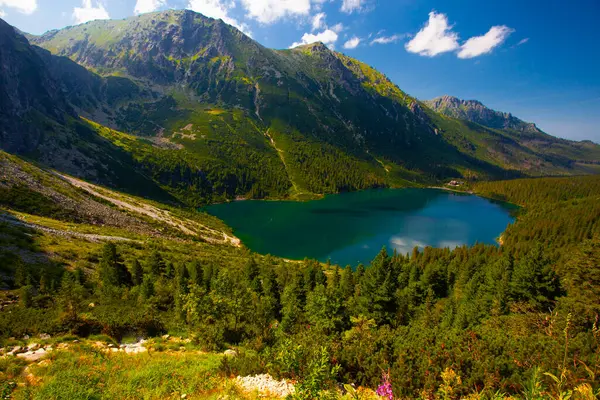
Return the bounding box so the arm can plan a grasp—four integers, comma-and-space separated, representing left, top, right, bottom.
0, 11, 598, 207
25, 11, 523, 182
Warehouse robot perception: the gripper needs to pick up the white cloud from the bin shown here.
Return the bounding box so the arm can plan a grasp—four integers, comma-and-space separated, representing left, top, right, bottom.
241, 0, 311, 24
457, 25, 514, 59
343, 36, 360, 49
0, 0, 37, 15
405, 11, 459, 57
311, 12, 325, 31
134, 0, 166, 15
187, 0, 252, 37
517, 37, 529, 46
290, 28, 338, 49
0, 9, 5, 17
370, 34, 404, 45
73, 0, 110, 24
330, 22, 343, 33
341, 0, 363, 14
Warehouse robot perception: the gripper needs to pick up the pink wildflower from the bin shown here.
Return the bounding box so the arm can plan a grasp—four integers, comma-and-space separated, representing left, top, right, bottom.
376, 371, 393, 400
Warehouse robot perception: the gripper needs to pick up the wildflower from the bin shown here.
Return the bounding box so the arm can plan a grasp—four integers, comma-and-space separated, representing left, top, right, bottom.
376, 371, 393, 400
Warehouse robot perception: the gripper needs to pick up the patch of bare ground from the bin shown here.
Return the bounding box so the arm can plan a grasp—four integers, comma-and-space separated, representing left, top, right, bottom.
0, 213, 137, 243
55, 173, 240, 246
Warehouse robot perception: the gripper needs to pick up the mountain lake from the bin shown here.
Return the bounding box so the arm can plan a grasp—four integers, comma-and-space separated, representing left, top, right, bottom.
204, 188, 516, 266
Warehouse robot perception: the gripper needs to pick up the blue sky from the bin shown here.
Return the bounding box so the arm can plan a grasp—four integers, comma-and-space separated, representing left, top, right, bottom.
1, 0, 599, 142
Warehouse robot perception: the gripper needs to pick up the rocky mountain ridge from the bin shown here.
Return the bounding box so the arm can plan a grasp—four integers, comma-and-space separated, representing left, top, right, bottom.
425, 95, 543, 134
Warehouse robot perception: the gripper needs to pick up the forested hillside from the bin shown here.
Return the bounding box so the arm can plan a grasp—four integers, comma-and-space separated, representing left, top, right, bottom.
1, 163, 599, 398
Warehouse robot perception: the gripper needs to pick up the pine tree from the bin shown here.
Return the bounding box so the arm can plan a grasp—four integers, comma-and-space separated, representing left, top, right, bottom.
39, 270, 50, 295
19, 285, 33, 308
140, 275, 155, 300
147, 250, 166, 276
510, 244, 560, 309
306, 284, 341, 333
340, 265, 355, 300
244, 258, 261, 293
187, 261, 203, 286
164, 262, 175, 279
99, 243, 132, 287
359, 247, 397, 324
58, 272, 85, 321
328, 267, 341, 295
177, 263, 190, 292
261, 267, 281, 318
13, 262, 30, 288
131, 259, 144, 286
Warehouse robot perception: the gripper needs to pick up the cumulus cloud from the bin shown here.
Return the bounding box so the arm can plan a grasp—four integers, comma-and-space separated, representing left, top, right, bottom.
240, 0, 310, 24
188, 0, 252, 37
457, 25, 514, 59
290, 12, 343, 50
73, 0, 110, 24
341, 0, 363, 14
330, 22, 343, 33
0, 9, 5, 17
343, 36, 360, 49
406, 11, 514, 59
405, 11, 459, 57
0, 0, 37, 15
134, 0, 166, 14
289, 28, 338, 49
311, 12, 325, 31
370, 34, 404, 45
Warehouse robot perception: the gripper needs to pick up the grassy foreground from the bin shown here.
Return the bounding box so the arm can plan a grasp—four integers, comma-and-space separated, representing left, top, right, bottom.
1, 336, 598, 400
1, 339, 240, 400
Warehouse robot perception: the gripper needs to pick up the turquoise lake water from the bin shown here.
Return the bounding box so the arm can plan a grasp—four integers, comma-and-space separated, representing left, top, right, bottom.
204, 188, 516, 266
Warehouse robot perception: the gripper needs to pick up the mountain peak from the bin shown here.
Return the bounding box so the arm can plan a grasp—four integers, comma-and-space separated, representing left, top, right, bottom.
425, 96, 540, 134
292, 41, 331, 52
430, 95, 484, 107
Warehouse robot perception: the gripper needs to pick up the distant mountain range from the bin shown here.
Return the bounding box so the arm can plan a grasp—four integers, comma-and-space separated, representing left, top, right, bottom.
1, 11, 598, 205
425, 95, 542, 133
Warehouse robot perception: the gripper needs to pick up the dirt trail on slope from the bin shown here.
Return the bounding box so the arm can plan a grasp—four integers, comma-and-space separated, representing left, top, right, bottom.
0, 213, 136, 243
55, 173, 240, 247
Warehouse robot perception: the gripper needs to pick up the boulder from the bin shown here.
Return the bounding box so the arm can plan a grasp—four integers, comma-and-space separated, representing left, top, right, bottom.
223, 349, 238, 358
17, 348, 47, 362
236, 374, 295, 398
